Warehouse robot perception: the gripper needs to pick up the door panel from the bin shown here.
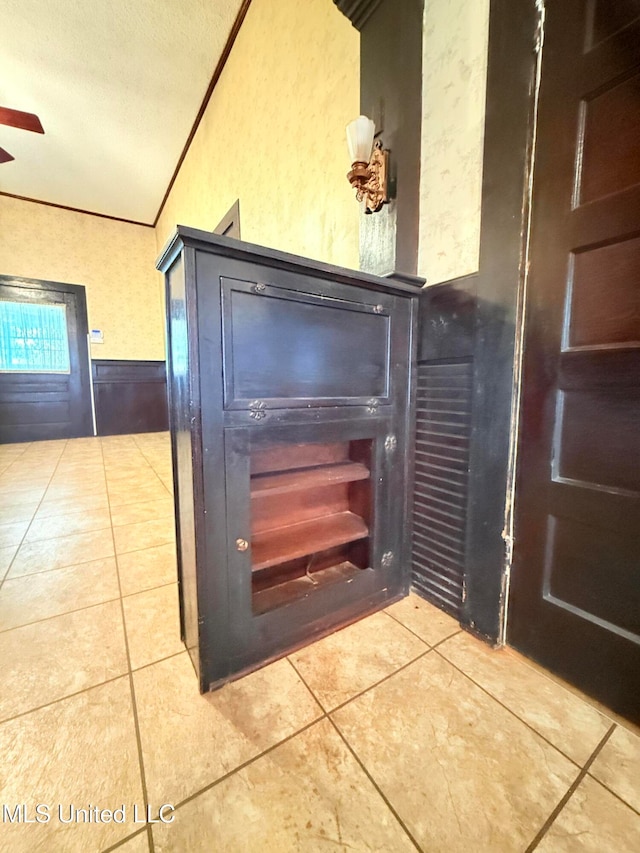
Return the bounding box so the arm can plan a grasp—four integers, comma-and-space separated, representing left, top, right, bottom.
0, 277, 93, 442
568, 235, 640, 347
508, 0, 640, 722
578, 71, 640, 203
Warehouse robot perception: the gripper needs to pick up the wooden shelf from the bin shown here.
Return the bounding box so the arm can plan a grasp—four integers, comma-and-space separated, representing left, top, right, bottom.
251, 461, 369, 497
251, 511, 368, 572
253, 561, 364, 615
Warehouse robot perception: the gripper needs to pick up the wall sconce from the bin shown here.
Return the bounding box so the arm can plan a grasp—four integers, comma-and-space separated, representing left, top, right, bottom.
346, 115, 389, 214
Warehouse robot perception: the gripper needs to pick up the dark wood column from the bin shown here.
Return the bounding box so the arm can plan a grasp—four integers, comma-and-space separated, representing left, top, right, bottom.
334, 0, 424, 278
337, 0, 541, 644
462, 0, 539, 641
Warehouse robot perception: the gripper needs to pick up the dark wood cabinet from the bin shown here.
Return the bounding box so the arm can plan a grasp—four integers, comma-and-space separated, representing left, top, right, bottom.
158, 228, 418, 692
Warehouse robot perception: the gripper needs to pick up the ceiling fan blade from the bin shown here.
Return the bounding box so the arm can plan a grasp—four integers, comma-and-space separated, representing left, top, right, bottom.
0, 146, 15, 163
0, 107, 44, 134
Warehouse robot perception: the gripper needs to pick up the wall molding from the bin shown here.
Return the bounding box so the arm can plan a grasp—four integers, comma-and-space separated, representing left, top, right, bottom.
153, 0, 253, 227
333, 0, 383, 30
0, 192, 152, 228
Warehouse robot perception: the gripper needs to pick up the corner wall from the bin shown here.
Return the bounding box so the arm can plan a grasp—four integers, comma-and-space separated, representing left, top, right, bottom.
155, 0, 360, 270
0, 195, 163, 361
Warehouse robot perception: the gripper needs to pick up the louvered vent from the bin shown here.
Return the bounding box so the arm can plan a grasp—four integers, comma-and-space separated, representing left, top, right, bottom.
412, 360, 472, 616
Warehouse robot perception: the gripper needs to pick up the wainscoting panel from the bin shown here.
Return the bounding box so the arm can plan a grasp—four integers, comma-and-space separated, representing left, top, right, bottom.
92, 360, 168, 436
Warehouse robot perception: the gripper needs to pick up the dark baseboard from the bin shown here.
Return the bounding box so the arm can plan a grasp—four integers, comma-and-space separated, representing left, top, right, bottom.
92, 359, 168, 436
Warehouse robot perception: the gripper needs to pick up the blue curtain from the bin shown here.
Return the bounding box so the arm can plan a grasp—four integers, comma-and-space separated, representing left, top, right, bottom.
0, 300, 71, 373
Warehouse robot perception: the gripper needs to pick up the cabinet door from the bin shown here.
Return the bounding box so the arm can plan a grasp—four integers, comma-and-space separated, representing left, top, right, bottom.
221, 277, 395, 410
222, 418, 401, 674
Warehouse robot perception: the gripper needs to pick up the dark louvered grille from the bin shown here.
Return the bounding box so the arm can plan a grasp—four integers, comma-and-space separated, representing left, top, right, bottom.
411, 360, 472, 616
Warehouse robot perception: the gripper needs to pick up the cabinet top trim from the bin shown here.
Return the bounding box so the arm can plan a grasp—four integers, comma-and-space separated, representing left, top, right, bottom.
156, 226, 424, 296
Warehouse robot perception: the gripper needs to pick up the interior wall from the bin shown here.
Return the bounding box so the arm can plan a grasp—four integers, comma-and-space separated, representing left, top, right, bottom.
155, 0, 360, 270
1, 0, 360, 368
0, 195, 163, 361
418, 0, 490, 285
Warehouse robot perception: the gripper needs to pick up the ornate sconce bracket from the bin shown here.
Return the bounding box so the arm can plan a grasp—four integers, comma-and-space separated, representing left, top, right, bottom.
347, 141, 389, 214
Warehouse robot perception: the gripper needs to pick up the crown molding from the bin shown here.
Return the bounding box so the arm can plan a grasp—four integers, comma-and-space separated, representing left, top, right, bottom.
333, 0, 383, 30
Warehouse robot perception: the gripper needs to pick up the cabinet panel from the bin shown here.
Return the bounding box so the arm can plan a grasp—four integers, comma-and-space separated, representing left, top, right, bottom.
221, 278, 391, 407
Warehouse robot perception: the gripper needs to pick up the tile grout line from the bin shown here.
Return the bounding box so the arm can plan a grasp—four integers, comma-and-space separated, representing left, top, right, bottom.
0, 640, 431, 732
22, 512, 111, 538
284, 655, 329, 714
130, 434, 172, 493
101, 826, 148, 852
111, 515, 174, 529
384, 605, 462, 648
326, 647, 432, 715
121, 654, 329, 828
119, 579, 177, 601
0, 442, 31, 471
0, 534, 175, 584
432, 647, 585, 770
414, 609, 632, 747
0, 648, 187, 729
285, 653, 426, 849
500, 643, 626, 729
0, 580, 180, 635
2, 443, 110, 584
101, 438, 155, 853
139, 715, 330, 827
583, 769, 640, 819
1, 548, 111, 581
130, 648, 186, 675
0, 672, 129, 727
136, 645, 435, 834
0, 440, 69, 594
327, 715, 424, 852
428, 629, 464, 652
524, 723, 617, 852
0, 594, 123, 635
0, 440, 46, 488
15, 501, 173, 541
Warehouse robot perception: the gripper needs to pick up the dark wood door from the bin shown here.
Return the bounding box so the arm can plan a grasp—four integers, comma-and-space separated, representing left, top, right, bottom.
0, 276, 93, 443
508, 0, 640, 723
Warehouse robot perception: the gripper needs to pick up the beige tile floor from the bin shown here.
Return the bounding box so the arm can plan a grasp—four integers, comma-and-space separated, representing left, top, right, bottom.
0, 433, 638, 852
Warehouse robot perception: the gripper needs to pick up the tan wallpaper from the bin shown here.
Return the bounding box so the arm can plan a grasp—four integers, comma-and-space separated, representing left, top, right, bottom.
419, 0, 490, 285
155, 0, 360, 270
0, 195, 163, 361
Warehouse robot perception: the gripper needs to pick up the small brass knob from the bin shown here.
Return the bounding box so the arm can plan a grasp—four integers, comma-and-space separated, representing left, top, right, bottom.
236, 538, 249, 552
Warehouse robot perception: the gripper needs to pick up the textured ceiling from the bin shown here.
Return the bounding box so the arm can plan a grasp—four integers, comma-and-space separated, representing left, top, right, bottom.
0, 0, 244, 224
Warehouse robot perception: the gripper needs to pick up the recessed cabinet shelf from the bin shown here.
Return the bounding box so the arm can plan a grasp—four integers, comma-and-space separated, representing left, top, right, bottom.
253, 561, 364, 616
160, 227, 417, 692
251, 511, 369, 572
248, 439, 372, 606
250, 461, 370, 497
